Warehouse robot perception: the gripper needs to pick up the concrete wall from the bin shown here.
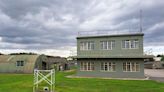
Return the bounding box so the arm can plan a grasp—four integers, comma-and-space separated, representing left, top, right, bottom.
77, 58, 145, 78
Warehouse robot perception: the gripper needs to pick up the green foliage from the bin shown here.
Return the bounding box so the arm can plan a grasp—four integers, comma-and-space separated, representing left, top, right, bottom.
157, 54, 164, 61
0, 71, 164, 92
9, 52, 37, 55
161, 57, 164, 61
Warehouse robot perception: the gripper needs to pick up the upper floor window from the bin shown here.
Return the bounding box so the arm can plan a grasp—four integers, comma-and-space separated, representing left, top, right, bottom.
80, 41, 94, 50
16, 61, 24, 67
100, 40, 115, 50
122, 39, 139, 49
123, 62, 140, 72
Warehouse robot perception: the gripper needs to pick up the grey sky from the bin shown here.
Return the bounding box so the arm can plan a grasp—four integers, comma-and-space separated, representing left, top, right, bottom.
0, 0, 164, 56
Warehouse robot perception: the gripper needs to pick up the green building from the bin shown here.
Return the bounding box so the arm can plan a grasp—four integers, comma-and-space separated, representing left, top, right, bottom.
76, 32, 146, 78
0, 54, 70, 73
0, 54, 48, 73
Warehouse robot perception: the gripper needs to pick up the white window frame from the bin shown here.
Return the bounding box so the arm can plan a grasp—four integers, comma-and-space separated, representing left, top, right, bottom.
80, 62, 94, 71
100, 62, 116, 72
100, 40, 115, 50
80, 41, 94, 51
16, 61, 24, 67
122, 39, 139, 49
123, 62, 140, 72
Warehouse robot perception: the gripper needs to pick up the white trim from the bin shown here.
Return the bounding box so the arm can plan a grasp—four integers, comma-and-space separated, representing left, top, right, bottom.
100, 40, 115, 50
80, 41, 95, 51
100, 62, 116, 72
80, 62, 94, 71
123, 62, 140, 72
122, 39, 139, 49
16, 60, 25, 67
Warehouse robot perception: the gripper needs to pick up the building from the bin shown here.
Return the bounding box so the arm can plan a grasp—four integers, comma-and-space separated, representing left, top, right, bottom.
76, 32, 147, 78
0, 54, 48, 73
144, 57, 164, 69
46, 56, 69, 71
67, 56, 77, 69
0, 54, 70, 73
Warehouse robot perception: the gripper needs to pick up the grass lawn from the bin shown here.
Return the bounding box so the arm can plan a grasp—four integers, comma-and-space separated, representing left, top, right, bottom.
0, 70, 164, 92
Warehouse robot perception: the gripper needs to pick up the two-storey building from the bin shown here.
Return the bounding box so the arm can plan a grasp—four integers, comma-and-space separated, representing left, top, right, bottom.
76, 32, 145, 78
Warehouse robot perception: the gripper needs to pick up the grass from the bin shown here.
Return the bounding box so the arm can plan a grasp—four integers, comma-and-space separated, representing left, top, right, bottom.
0, 70, 164, 92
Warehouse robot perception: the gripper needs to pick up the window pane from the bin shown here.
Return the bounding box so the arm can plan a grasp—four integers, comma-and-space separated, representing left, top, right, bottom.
21, 61, 24, 66
104, 41, 107, 49
132, 63, 135, 71
17, 61, 19, 66
91, 62, 94, 70
90, 42, 94, 50
123, 62, 126, 71
84, 63, 87, 70
84, 42, 87, 50
108, 41, 111, 50
134, 40, 139, 48
131, 40, 135, 48
112, 62, 116, 71
88, 42, 90, 50
136, 63, 140, 71
105, 63, 107, 71
125, 40, 130, 48
127, 62, 131, 71
122, 40, 125, 48
88, 62, 91, 70
111, 41, 115, 49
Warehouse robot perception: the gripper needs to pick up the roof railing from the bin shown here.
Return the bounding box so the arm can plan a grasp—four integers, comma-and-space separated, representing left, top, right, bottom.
78, 29, 142, 37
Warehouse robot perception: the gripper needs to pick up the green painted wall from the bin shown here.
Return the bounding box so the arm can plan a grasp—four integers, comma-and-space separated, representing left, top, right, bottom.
76, 58, 145, 78
77, 34, 144, 58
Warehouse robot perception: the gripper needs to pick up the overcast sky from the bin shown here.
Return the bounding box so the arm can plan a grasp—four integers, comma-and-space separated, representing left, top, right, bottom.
0, 0, 164, 57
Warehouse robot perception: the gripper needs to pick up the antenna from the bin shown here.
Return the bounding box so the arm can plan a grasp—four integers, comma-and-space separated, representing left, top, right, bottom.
139, 9, 143, 33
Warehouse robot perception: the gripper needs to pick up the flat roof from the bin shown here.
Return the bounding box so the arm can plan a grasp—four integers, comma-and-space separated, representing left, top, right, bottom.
77, 33, 144, 39
75, 55, 154, 59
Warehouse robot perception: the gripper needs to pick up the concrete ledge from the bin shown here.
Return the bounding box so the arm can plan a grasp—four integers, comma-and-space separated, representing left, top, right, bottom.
66, 75, 149, 80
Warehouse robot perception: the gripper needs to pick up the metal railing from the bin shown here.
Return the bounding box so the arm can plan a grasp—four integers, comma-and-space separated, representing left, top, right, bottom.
78, 29, 142, 37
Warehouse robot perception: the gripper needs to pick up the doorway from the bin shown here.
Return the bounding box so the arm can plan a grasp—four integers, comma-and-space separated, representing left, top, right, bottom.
42, 62, 47, 70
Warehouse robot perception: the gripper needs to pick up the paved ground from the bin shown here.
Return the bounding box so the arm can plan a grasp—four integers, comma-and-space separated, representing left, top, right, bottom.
145, 69, 164, 82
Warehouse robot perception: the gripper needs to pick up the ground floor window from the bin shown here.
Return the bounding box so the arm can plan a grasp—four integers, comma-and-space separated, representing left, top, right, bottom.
101, 62, 116, 72
123, 62, 140, 72
80, 62, 94, 71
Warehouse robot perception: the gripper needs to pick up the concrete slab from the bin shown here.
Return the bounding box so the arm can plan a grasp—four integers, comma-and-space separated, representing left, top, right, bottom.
145, 69, 164, 77
145, 69, 164, 82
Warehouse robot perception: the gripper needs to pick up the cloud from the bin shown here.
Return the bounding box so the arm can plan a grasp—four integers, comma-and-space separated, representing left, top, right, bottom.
0, 0, 164, 56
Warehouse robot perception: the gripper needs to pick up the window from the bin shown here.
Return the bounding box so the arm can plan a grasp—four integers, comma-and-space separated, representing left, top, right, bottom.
80, 41, 94, 50
80, 62, 94, 71
101, 62, 116, 72
123, 62, 140, 72
16, 61, 24, 66
122, 39, 139, 49
100, 40, 115, 50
